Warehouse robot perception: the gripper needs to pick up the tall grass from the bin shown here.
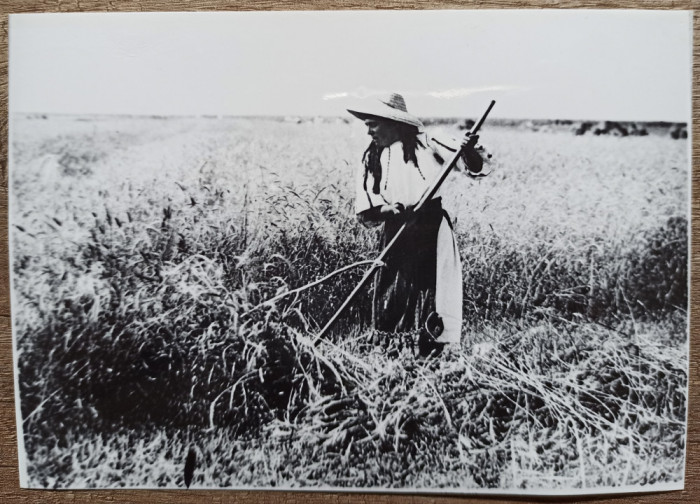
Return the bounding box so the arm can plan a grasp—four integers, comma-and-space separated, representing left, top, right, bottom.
10, 115, 688, 489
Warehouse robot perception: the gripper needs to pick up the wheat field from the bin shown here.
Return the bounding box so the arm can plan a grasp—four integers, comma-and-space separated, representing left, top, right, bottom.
9, 114, 688, 492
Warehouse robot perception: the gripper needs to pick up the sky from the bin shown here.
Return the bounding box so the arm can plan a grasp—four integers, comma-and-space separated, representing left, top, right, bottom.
9, 10, 693, 122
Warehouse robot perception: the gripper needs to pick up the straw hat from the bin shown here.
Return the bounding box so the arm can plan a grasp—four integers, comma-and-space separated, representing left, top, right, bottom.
347, 93, 424, 129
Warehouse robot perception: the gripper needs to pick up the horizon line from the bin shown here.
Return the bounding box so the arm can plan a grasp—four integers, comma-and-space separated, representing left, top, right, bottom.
10, 111, 689, 126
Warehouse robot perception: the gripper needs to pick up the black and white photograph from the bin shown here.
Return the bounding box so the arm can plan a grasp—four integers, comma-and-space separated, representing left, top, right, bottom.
8, 9, 691, 494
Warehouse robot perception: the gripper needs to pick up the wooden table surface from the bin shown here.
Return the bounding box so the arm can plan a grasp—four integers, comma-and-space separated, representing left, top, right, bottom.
0, 2, 697, 503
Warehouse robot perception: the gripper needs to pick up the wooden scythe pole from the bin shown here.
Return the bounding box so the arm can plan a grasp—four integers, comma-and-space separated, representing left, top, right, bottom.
313, 100, 496, 344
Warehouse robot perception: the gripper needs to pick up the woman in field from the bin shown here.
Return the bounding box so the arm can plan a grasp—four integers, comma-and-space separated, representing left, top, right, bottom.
347, 93, 485, 358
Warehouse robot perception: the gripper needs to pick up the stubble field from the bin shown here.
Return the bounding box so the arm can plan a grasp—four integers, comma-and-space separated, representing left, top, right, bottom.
10, 114, 689, 492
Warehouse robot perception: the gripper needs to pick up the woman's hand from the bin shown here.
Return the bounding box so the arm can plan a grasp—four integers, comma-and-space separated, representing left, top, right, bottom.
359, 203, 418, 225
380, 203, 404, 217
462, 132, 479, 150
381, 203, 417, 225
461, 133, 484, 174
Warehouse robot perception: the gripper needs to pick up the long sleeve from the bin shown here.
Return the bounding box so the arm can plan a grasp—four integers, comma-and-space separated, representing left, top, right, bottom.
428, 134, 491, 177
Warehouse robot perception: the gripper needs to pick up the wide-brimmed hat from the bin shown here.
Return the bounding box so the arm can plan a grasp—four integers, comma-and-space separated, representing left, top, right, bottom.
347, 93, 424, 130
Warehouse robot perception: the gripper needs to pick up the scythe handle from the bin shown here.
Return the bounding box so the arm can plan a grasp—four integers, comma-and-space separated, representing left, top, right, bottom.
414, 99, 496, 213
313, 100, 496, 344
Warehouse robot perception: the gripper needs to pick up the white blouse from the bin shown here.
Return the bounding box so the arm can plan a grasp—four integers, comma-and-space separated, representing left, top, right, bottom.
355, 133, 469, 215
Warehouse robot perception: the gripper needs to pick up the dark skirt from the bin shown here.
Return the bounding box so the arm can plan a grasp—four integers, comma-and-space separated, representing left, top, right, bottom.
372, 198, 446, 339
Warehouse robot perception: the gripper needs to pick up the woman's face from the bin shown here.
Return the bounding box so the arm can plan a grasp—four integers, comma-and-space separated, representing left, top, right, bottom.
364, 118, 401, 148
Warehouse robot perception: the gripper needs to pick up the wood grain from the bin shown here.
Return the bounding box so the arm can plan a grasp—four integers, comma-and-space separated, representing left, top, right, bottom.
0, 2, 696, 503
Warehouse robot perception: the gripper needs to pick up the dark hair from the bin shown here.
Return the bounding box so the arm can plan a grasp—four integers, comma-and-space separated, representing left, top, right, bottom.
362, 120, 421, 195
